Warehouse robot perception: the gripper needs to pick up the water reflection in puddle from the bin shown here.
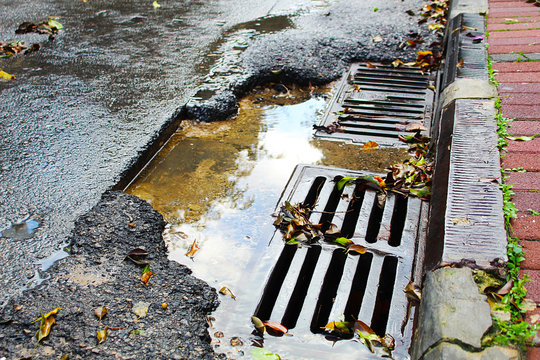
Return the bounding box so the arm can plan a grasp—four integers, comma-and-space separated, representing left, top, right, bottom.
0, 218, 39, 240
127, 85, 409, 358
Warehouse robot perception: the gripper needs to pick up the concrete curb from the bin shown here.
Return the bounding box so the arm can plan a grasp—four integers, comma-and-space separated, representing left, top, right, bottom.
413, 1, 519, 359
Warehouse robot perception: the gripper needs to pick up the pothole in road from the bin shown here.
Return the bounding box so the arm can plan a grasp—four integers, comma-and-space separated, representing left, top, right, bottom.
126, 83, 418, 358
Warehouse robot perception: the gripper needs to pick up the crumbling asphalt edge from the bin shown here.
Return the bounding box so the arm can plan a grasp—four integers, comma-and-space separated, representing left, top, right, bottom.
412, 0, 519, 359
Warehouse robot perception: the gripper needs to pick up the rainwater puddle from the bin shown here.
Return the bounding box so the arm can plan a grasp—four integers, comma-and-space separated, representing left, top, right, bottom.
127, 85, 409, 359
0, 218, 39, 240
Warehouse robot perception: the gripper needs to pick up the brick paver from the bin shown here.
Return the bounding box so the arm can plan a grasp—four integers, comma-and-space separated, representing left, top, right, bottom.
488, 1, 540, 354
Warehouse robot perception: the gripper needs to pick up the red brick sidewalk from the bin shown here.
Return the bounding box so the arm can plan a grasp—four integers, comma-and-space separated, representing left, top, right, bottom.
488, 0, 540, 357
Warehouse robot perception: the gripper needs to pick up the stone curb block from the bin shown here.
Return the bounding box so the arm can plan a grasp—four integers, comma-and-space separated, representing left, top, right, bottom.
412, 267, 493, 360
439, 78, 497, 109
449, 0, 489, 20
423, 343, 520, 360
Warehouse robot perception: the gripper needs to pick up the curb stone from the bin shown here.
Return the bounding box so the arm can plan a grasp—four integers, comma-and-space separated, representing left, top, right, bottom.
411, 267, 493, 360
414, 0, 519, 358
423, 343, 520, 360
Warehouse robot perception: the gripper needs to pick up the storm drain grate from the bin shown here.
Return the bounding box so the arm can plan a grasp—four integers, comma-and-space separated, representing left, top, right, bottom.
315, 63, 435, 146
253, 165, 426, 358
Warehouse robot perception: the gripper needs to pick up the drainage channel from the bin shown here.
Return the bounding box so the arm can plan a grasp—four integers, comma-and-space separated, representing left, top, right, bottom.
127, 78, 429, 359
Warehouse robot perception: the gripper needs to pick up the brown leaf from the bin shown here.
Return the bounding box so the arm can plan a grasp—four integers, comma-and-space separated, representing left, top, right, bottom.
263, 320, 288, 334
125, 248, 150, 265
404, 281, 422, 302
365, 62, 377, 68
94, 306, 107, 320
361, 141, 379, 151
185, 239, 199, 258
354, 320, 375, 335
392, 59, 404, 68
325, 223, 341, 235
380, 333, 395, 349
405, 123, 427, 132
497, 279, 514, 295
219, 286, 236, 300
347, 244, 368, 254
230, 337, 243, 346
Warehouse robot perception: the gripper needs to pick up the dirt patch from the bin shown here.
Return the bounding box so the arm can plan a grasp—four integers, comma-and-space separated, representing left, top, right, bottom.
0, 191, 221, 359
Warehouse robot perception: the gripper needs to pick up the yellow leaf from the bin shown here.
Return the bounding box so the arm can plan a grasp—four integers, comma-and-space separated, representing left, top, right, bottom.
141, 270, 157, 285
36, 315, 56, 343
132, 302, 150, 318
361, 141, 379, 151
219, 286, 236, 300
153, 1, 161, 8
0, 68, 15, 80
97, 328, 108, 344
392, 59, 404, 68
185, 239, 199, 258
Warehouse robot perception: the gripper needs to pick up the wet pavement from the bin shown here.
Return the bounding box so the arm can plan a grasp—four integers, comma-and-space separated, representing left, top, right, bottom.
0, 0, 433, 313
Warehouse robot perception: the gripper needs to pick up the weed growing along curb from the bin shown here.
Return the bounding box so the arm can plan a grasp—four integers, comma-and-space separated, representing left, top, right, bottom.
483, 42, 539, 348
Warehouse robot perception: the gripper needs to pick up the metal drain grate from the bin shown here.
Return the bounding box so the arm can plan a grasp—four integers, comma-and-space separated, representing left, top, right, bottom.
315, 63, 435, 146
253, 165, 427, 358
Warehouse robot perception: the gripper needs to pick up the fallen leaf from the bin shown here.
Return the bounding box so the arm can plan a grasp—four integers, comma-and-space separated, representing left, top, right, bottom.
325, 223, 341, 235
404, 281, 422, 302
125, 247, 150, 265
392, 59, 404, 68
347, 244, 368, 254
0, 68, 14, 80
405, 123, 427, 132
428, 23, 444, 31
452, 217, 470, 226
132, 302, 150, 318
472, 36, 484, 44
361, 141, 379, 151
185, 239, 199, 258
337, 176, 356, 191
531, 314, 540, 324
372, 36, 383, 43
97, 328, 108, 345
141, 265, 157, 286
380, 334, 395, 349
47, 17, 63, 30
354, 320, 376, 335
497, 279, 513, 295
36, 313, 56, 343
322, 321, 353, 334
365, 62, 377, 68
214, 331, 224, 337
406, 9, 415, 16
333, 237, 353, 247
219, 286, 236, 300
251, 316, 266, 334
94, 306, 107, 320
230, 337, 243, 346
251, 347, 281, 360
263, 320, 288, 334
152, 0, 161, 8
270, 69, 282, 75
507, 134, 538, 141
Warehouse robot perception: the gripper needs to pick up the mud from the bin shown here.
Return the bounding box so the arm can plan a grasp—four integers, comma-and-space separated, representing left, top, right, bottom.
0, 191, 221, 359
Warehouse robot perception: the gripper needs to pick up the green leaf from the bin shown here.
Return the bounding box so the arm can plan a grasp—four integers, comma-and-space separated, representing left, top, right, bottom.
48, 17, 63, 30
409, 186, 431, 198
251, 347, 281, 360
506, 134, 538, 141
270, 69, 282, 75
528, 209, 540, 216
333, 237, 353, 247
337, 176, 356, 191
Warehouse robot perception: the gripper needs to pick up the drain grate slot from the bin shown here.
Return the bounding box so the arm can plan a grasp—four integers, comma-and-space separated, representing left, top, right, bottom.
251, 165, 425, 358
311, 249, 348, 333
315, 63, 435, 145
371, 256, 398, 336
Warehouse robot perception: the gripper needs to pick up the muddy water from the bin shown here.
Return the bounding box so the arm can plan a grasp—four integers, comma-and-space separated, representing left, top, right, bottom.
127, 85, 409, 358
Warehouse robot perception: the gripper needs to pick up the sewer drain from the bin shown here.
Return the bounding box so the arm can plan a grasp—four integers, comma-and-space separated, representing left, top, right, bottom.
242, 165, 426, 359
315, 63, 435, 146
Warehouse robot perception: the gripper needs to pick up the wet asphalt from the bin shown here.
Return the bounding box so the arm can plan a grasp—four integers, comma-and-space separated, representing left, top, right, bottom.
0, 0, 433, 306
